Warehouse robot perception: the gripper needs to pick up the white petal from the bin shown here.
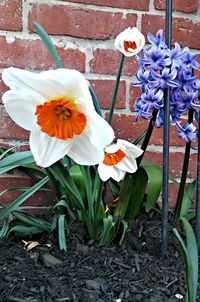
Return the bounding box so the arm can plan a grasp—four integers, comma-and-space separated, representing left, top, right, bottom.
117, 139, 143, 157
85, 112, 114, 148
98, 164, 125, 182
114, 27, 145, 57
2, 89, 43, 130
3, 68, 93, 107
30, 125, 72, 167
116, 156, 138, 174
67, 134, 105, 165
105, 143, 120, 154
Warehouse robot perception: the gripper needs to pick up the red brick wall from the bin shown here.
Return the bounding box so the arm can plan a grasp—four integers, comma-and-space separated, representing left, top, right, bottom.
0, 0, 199, 209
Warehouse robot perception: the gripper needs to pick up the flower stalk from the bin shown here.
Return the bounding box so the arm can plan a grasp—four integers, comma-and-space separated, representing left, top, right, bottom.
108, 53, 125, 124
174, 108, 194, 222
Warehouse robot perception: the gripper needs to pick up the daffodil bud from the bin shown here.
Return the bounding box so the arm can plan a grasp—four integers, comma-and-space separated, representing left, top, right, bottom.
114, 27, 145, 57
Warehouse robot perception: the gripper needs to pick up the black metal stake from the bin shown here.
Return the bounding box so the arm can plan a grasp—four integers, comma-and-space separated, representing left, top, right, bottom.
196, 110, 200, 252
162, 0, 172, 254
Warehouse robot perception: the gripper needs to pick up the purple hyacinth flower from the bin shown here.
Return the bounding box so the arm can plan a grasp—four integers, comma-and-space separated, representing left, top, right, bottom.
176, 122, 197, 142
139, 46, 171, 70
167, 43, 182, 67
134, 99, 152, 121
147, 29, 167, 49
141, 88, 164, 110
150, 67, 179, 89
181, 47, 200, 70
134, 68, 151, 90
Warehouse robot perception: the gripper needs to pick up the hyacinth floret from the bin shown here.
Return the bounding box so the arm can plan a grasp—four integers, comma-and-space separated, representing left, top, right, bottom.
133, 29, 200, 143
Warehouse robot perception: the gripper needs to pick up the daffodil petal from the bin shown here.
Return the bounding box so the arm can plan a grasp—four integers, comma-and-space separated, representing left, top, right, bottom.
2, 90, 43, 130
3, 68, 93, 106
117, 139, 143, 157
116, 156, 138, 173
98, 164, 125, 182
29, 125, 72, 167
86, 112, 114, 148
67, 134, 105, 165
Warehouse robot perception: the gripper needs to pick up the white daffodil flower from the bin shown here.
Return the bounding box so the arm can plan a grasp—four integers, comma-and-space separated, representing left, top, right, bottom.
98, 139, 143, 182
2, 67, 114, 167
114, 27, 145, 57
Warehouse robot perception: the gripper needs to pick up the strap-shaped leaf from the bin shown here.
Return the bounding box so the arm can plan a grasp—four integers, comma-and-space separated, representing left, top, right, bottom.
126, 167, 148, 219
33, 22, 62, 68
141, 162, 162, 212
173, 218, 198, 302
58, 214, 67, 251
0, 151, 34, 175
0, 176, 48, 220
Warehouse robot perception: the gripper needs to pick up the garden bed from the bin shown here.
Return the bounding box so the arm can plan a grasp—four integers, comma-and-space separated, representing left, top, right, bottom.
0, 210, 199, 302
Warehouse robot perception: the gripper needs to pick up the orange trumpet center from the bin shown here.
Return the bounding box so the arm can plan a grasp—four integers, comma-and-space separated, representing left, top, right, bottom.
35, 97, 87, 140
124, 40, 137, 52
103, 149, 126, 166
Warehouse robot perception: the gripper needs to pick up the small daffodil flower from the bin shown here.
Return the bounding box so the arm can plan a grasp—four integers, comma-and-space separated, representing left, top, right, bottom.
2, 67, 114, 167
114, 27, 145, 57
98, 139, 143, 182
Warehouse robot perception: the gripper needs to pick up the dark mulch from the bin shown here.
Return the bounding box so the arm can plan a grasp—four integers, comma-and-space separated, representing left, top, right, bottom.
0, 210, 199, 302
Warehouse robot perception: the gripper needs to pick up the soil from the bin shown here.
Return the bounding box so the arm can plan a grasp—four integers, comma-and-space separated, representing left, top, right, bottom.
0, 210, 199, 302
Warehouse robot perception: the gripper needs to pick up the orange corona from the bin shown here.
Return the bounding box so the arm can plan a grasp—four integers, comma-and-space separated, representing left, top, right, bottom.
103, 149, 126, 166
35, 98, 86, 140
124, 41, 137, 52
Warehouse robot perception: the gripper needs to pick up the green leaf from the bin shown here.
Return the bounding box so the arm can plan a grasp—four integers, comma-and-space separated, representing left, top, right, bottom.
141, 162, 162, 212
0, 151, 34, 175
12, 211, 51, 231
33, 22, 62, 68
180, 181, 196, 217
108, 179, 120, 198
48, 162, 85, 212
0, 176, 48, 220
181, 217, 198, 301
126, 167, 148, 219
7, 225, 44, 236
118, 220, 128, 245
88, 85, 102, 117
173, 218, 198, 302
58, 214, 67, 251
113, 173, 133, 218
99, 215, 115, 243
52, 199, 76, 221
0, 218, 9, 239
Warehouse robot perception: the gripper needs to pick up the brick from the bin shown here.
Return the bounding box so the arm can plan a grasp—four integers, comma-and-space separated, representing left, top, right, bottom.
142, 15, 200, 50
90, 49, 139, 76
144, 151, 197, 179
28, 4, 137, 40
63, 0, 150, 10
0, 74, 9, 103
0, 36, 85, 71
129, 86, 141, 111
154, 0, 198, 13
0, 106, 29, 140
107, 113, 189, 146
0, 177, 49, 206
0, 0, 22, 31
89, 79, 126, 110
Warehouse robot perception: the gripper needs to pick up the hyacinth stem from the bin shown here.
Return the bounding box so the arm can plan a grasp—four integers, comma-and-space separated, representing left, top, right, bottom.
174, 109, 194, 222
196, 109, 200, 252
137, 108, 158, 166
108, 53, 125, 125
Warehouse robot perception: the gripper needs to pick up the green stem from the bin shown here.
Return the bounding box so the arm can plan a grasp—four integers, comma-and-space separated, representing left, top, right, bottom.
174, 108, 194, 223
137, 108, 158, 166
95, 180, 103, 222
108, 54, 125, 124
